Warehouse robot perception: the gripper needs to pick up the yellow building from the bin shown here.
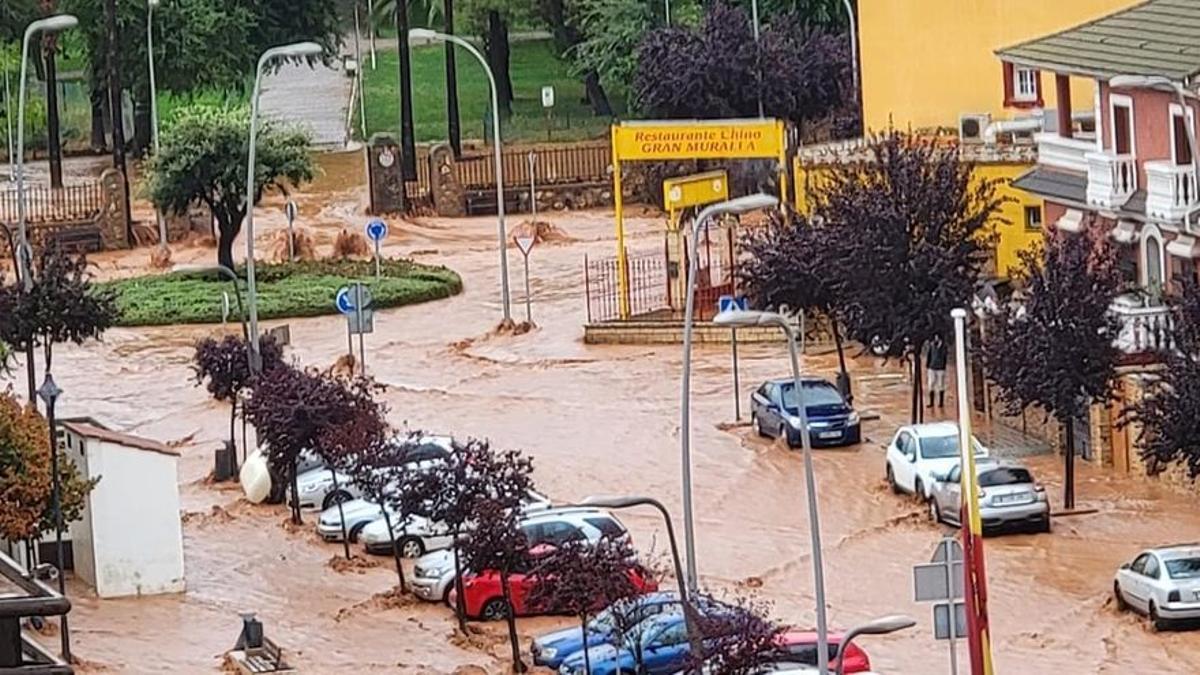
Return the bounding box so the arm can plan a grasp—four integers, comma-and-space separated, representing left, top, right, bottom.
859, 0, 1133, 133
793, 143, 1041, 277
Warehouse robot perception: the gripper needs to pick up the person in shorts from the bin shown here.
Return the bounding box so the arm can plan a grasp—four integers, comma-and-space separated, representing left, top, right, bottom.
923, 333, 948, 409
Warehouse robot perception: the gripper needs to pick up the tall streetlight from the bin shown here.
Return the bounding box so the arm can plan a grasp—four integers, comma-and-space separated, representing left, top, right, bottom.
833, 615, 916, 675
147, 0, 167, 249
573, 495, 702, 658
245, 40, 323, 373
713, 307, 829, 674
410, 28, 512, 323
678, 193, 778, 590
842, 0, 859, 100
15, 14, 79, 290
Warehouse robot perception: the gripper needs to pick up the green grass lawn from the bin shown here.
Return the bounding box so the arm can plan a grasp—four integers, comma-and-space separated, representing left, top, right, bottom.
359, 39, 619, 144
101, 259, 462, 327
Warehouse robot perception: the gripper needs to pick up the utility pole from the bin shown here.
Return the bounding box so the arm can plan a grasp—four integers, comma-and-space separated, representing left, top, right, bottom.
393, 0, 417, 187
444, 0, 461, 157
42, 30, 63, 188
103, 0, 132, 241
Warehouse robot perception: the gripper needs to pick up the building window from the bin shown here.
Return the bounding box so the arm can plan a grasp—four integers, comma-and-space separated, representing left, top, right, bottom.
1003, 63, 1043, 109
1171, 106, 1195, 166
1024, 205, 1043, 230
1015, 68, 1039, 101
1110, 94, 1135, 156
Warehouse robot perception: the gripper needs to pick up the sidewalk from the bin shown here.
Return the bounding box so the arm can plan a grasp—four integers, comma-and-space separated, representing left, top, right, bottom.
974, 416, 1053, 458
258, 59, 350, 150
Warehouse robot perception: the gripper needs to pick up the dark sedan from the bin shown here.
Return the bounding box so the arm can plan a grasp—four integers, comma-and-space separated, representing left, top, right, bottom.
751, 377, 861, 448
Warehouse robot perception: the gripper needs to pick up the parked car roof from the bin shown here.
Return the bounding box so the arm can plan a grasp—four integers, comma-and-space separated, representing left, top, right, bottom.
767, 377, 837, 387
1157, 546, 1200, 561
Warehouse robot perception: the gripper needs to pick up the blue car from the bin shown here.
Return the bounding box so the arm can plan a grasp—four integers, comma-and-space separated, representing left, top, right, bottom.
750, 377, 861, 448
532, 591, 686, 668
558, 613, 694, 675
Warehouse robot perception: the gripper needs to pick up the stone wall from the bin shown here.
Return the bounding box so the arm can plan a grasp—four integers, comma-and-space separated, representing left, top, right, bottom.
96, 168, 129, 249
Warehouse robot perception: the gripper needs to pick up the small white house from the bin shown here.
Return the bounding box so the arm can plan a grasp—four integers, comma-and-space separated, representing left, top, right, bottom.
61, 419, 186, 598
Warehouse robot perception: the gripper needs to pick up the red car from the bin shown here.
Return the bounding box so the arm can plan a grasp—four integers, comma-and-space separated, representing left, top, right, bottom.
776, 631, 871, 674
449, 559, 658, 621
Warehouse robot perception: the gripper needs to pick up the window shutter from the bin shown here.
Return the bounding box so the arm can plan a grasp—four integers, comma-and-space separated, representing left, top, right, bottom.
1002, 62, 1015, 107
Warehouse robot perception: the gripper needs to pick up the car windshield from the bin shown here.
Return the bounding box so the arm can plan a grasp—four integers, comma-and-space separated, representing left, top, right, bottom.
979, 467, 1033, 487
920, 434, 983, 459
1166, 558, 1200, 579
780, 382, 844, 409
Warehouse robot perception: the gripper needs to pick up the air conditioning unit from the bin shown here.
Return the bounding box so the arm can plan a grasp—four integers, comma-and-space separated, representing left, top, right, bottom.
959, 113, 991, 144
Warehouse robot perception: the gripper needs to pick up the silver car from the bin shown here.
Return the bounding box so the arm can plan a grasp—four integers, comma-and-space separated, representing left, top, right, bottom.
928, 459, 1050, 533
1114, 544, 1200, 630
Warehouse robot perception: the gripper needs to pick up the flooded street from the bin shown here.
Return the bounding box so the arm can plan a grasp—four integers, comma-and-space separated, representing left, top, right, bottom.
8, 166, 1200, 674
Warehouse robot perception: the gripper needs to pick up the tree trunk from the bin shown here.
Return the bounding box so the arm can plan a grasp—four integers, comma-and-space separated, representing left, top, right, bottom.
380, 506, 407, 592
229, 399, 237, 456
499, 570, 526, 672
443, 0, 461, 157
131, 80, 152, 158
831, 316, 852, 404
43, 44, 63, 189
485, 11, 512, 117
329, 469, 351, 559
910, 350, 923, 424
580, 615, 592, 674
216, 217, 237, 272
103, 0, 132, 242
89, 76, 107, 151
1064, 417, 1076, 510
582, 70, 612, 117
393, 0, 417, 182
25, 346, 36, 413
452, 534, 467, 633
290, 460, 302, 524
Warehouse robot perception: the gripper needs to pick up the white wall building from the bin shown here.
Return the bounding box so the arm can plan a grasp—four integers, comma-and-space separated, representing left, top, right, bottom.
61, 419, 185, 598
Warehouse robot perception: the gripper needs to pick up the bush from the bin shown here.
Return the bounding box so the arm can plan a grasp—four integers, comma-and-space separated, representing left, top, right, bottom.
100, 258, 463, 327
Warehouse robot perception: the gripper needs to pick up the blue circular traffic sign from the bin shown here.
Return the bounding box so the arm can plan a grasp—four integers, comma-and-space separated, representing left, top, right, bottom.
365, 218, 388, 242
335, 287, 356, 314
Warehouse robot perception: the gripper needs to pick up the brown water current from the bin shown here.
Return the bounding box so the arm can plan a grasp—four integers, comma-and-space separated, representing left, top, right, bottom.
5, 168, 1199, 674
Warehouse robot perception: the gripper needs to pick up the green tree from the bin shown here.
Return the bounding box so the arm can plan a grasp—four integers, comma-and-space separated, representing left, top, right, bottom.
144, 105, 314, 271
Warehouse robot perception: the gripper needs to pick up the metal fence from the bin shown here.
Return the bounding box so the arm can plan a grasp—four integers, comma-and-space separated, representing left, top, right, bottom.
456, 143, 610, 190
0, 182, 104, 225
584, 249, 671, 323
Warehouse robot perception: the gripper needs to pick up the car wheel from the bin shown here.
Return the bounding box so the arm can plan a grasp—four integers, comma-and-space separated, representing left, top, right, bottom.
399, 536, 425, 559
914, 477, 926, 502
348, 521, 367, 543
1113, 582, 1128, 612
322, 489, 352, 511
481, 598, 509, 621
1149, 602, 1167, 632
929, 498, 942, 524
778, 424, 794, 448
752, 412, 767, 437
1037, 516, 1052, 534
887, 464, 901, 494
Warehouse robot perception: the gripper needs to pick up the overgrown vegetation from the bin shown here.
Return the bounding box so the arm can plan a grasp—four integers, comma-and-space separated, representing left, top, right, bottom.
100, 259, 462, 327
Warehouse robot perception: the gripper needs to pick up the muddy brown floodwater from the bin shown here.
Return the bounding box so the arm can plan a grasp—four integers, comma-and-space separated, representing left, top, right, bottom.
7, 162, 1200, 674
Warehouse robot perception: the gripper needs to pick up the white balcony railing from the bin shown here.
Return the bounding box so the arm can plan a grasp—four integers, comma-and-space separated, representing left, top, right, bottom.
1144, 160, 1199, 222
1086, 151, 1138, 209
1111, 295, 1172, 355
1035, 132, 1093, 173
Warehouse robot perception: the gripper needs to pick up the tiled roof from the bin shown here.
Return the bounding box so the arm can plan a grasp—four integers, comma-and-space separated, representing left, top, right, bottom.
996, 0, 1200, 80
61, 420, 179, 457
795, 138, 1037, 166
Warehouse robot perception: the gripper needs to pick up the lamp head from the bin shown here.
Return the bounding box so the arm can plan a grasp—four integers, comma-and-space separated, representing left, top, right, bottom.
713, 309, 781, 328
278, 41, 323, 58
1108, 74, 1172, 90
33, 15, 79, 33
409, 28, 439, 41
855, 614, 917, 635
718, 193, 779, 214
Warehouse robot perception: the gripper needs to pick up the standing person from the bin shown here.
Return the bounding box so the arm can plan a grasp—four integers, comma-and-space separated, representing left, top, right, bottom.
923, 334, 949, 409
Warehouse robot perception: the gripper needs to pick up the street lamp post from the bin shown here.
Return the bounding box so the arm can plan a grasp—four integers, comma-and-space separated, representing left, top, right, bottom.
679, 194, 777, 590
147, 0, 167, 250
36, 373, 69, 663
833, 615, 916, 675
410, 28, 512, 323
15, 15, 79, 290
713, 307, 829, 674
245, 41, 323, 373
842, 0, 859, 100
173, 264, 250, 344
574, 495, 703, 663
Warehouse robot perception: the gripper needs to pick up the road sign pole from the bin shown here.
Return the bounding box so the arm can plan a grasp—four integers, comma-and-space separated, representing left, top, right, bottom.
285, 200, 297, 262
374, 238, 381, 279
731, 327, 740, 421
522, 251, 532, 324
355, 283, 367, 376
529, 151, 537, 222
944, 540, 959, 675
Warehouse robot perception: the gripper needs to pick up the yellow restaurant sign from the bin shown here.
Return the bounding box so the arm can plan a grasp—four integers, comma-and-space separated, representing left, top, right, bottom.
613, 119, 785, 161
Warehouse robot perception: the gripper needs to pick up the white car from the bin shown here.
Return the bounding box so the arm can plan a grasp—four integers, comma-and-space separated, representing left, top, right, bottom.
885, 422, 988, 501
411, 507, 629, 603
363, 489, 554, 558
1113, 544, 1200, 630
316, 498, 397, 542
294, 435, 457, 510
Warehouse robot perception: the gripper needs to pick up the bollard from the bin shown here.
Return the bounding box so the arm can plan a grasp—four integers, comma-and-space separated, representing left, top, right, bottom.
235, 612, 264, 650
